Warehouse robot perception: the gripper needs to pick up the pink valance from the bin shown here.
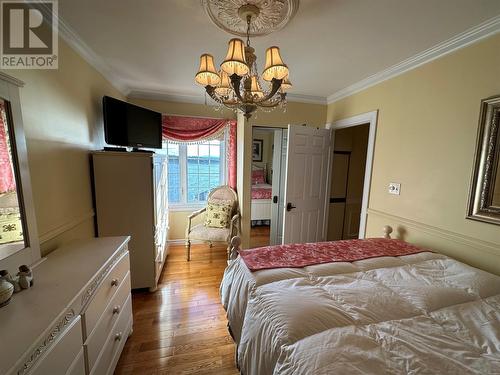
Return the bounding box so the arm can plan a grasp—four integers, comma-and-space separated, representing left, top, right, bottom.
0, 103, 16, 194
162, 115, 237, 189
162, 115, 234, 142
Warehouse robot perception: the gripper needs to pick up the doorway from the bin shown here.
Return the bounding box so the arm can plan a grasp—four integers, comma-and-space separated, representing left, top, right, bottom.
328, 124, 370, 240
250, 125, 333, 248
327, 110, 378, 239
249, 127, 287, 248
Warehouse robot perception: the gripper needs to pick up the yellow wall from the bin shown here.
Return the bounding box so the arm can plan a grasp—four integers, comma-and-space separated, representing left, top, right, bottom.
2, 38, 124, 255
129, 98, 327, 243
128, 98, 326, 128
327, 34, 500, 274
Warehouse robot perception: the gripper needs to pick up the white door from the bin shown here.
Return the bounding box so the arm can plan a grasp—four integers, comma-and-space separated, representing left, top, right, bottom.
283, 125, 332, 244
270, 129, 287, 245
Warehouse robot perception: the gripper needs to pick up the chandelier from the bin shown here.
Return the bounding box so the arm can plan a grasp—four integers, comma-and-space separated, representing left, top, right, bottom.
195, 3, 292, 119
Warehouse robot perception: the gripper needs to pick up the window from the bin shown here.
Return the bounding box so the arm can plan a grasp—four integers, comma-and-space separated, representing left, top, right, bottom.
166, 138, 226, 207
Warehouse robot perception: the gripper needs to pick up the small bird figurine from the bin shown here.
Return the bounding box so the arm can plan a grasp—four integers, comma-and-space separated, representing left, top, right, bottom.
17, 265, 33, 289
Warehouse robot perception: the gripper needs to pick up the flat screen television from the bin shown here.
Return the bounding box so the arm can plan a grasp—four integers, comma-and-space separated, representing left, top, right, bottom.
103, 96, 162, 149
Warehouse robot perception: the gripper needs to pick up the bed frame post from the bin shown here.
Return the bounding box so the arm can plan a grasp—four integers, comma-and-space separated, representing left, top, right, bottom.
229, 236, 242, 261
383, 225, 393, 239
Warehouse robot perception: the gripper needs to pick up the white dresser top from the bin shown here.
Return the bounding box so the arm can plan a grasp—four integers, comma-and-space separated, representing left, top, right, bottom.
0, 236, 130, 375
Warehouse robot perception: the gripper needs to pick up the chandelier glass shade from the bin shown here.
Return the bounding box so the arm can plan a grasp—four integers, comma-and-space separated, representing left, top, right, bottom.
195, 5, 292, 119
194, 54, 220, 86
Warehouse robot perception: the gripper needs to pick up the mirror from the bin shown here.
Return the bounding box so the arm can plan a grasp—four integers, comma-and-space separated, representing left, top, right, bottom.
0, 99, 25, 259
0, 73, 40, 270
467, 95, 500, 225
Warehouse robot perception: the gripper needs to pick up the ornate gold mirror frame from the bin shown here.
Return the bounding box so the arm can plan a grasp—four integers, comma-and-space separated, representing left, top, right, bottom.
467, 95, 500, 225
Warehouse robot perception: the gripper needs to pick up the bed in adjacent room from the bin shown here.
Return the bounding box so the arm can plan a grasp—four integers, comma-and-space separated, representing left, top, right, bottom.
251, 164, 272, 226
220, 227, 500, 375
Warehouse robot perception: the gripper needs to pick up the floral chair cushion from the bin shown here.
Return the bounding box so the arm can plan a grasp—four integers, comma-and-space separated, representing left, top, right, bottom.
204, 202, 232, 228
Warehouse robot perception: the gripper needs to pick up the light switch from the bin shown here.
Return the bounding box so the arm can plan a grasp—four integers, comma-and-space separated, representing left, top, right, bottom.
388, 182, 401, 195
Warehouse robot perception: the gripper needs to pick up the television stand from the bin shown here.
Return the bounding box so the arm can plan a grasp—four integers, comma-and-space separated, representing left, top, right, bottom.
103, 146, 127, 152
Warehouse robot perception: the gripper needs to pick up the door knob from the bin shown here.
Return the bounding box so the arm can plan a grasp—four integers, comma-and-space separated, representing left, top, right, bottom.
286, 202, 296, 211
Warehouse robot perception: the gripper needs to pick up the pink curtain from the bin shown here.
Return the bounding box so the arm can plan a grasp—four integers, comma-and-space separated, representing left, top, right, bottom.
0, 104, 15, 194
162, 115, 237, 189
227, 121, 237, 190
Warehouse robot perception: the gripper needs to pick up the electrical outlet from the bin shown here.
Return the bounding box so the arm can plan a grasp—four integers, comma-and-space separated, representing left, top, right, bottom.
388, 183, 401, 195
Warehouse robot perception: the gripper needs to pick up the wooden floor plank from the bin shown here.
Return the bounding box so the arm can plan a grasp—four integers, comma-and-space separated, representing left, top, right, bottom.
115, 243, 239, 375
249, 225, 270, 248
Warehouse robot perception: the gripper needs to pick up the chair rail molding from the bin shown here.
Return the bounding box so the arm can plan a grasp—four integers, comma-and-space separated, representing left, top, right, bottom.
368, 208, 500, 256
39, 210, 95, 244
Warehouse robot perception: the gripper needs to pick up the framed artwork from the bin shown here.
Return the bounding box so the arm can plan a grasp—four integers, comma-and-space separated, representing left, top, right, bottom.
467, 95, 500, 225
252, 139, 263, 162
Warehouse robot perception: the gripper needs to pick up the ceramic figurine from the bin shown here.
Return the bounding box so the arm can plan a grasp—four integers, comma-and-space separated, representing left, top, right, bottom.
17, 265, 33, 289
0, 270, 14, 307
3, 270, 21, 293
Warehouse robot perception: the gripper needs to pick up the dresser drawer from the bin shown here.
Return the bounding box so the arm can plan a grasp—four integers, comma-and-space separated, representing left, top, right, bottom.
83, 252, 129, 338
66, 349, 85, 375
90, 295, 133, 375
30, 316, 82, 375
85, 271, 131, 370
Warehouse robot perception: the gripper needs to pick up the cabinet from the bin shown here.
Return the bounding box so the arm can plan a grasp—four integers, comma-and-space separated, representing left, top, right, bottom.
91, 151, 168, 290
0, 237, 132, 375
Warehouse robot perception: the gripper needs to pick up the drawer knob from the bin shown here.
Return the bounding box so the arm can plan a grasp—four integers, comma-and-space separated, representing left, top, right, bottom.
111, 278, 119, 287
112, 306, 121, 314
115, 332, 122, 341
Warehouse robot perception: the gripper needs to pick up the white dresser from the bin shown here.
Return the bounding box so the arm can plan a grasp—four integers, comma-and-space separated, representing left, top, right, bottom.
0, 236, 132, 375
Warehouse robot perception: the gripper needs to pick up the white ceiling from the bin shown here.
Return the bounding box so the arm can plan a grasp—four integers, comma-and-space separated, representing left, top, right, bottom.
59, 0, 500, 103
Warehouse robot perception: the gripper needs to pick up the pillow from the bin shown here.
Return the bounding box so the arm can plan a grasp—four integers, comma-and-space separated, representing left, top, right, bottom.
252, 169, 266, 185
204, 202, 232, 228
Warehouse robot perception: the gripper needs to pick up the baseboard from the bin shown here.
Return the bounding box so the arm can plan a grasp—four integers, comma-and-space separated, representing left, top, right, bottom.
367, 208, 499, 256
167, 239, 204, 245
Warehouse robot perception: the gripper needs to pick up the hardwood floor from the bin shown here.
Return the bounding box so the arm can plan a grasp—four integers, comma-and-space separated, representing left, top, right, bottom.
249, 225, 270, 248
115, 243, 239, 375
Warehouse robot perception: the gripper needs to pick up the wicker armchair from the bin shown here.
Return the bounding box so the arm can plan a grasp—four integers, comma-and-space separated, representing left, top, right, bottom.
185, 186, 241, 261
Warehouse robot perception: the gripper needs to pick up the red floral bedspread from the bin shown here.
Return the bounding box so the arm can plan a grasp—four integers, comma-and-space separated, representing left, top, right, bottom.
239, 238, 428, 271
251, 184, 272, 199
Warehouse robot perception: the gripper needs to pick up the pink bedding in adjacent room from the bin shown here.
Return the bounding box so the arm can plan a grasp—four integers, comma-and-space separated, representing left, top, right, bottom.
251, 183, 272, 199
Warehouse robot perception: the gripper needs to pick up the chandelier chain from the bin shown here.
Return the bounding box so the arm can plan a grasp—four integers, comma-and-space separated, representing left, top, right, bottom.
246, 15, 251, 47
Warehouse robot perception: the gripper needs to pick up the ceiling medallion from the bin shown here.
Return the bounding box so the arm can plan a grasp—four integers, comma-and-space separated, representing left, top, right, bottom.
196, 2, 294, 119
203, 0, 299, 37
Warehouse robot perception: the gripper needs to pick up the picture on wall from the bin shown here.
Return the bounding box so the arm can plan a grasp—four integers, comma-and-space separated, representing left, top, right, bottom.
252, 139, 263, 162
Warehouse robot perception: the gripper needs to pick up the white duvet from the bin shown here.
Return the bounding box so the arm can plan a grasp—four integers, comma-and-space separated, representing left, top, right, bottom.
220, 251, 500, 374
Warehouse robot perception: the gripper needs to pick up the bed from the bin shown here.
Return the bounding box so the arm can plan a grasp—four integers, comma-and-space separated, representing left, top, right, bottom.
251, 164, 272, 225
220, 227, 500, 375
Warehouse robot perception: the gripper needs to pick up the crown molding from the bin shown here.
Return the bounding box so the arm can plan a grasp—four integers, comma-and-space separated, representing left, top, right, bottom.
327, 15, 500, 104
286, 93, 327, 105
127, 89, 207, 104
56, 15, 128, 95
127, 88, 327, 105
